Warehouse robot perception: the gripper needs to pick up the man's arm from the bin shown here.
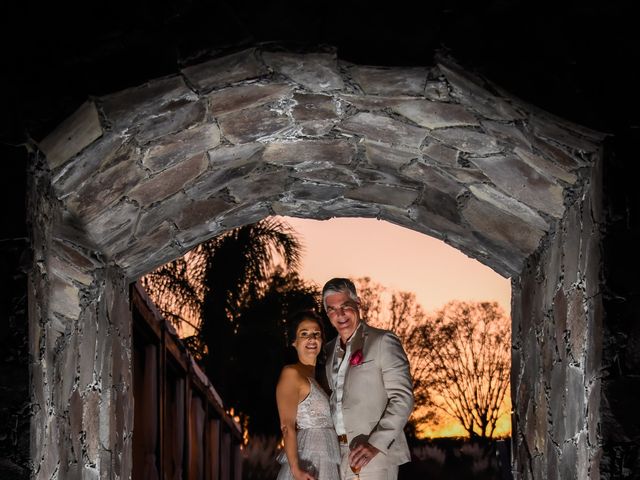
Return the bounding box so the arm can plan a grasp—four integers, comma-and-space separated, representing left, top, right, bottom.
367, 331, 414, 454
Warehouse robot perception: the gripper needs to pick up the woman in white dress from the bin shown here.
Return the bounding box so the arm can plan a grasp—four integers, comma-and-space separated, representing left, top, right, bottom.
276, 311, 341, 480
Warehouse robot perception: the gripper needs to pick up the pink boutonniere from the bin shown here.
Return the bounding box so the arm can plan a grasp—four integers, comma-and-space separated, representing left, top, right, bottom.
350, 349, 364, 366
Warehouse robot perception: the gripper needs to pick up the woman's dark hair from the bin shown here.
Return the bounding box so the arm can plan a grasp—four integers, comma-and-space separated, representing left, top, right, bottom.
287, 309, 325, 345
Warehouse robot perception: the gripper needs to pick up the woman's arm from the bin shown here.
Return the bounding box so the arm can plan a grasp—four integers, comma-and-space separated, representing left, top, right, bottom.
276, 366, 315, 480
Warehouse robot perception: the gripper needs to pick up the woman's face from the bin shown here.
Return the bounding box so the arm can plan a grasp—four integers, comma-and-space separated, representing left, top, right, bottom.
292, 319, 323, 361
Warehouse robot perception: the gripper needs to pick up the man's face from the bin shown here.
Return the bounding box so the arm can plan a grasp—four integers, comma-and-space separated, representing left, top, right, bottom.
325, 291, 361, 342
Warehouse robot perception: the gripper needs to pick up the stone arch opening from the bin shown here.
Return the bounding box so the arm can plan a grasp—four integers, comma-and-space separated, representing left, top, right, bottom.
28, 46, 605, 478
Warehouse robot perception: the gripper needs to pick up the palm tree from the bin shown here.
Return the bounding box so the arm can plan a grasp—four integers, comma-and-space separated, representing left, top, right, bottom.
141, 217, 304, 398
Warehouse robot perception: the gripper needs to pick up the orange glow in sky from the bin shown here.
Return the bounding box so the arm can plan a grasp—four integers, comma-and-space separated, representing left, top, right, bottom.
274, 215, 512, 438
276, 216, 512, 315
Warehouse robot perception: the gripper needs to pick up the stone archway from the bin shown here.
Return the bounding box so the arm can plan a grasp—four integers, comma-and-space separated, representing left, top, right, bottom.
29, 46, 605, 478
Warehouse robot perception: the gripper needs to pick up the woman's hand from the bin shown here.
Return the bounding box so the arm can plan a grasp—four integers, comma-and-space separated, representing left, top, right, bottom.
291, 466, 316, 480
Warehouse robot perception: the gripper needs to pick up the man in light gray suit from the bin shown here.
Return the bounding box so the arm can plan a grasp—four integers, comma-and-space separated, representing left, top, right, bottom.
322, 278, 414, 480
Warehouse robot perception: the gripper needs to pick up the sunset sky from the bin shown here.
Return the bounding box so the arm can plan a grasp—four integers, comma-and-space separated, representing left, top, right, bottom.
275, 215, 513, 438
275, 216, 512, 316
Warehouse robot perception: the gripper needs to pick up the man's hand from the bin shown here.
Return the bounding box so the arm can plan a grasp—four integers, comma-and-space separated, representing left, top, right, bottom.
348, 441, 380, 470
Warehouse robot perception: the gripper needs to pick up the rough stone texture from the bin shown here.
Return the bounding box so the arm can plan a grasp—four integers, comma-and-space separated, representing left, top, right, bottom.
393, 100, 480, 129
348, 65, 428, 96
512, 155, 604, 480
142, 124, 221, 172
128, 152, 208, 206
207, 83, 293, 116
182, 48, 267, 92
38, 101, 103, 170
430, 128, 502, 155
339, 112, 427, 149
263, 51, 344, 92
468, 154, 565, 218
27, 48, 609, 480
218, 103, 291, 144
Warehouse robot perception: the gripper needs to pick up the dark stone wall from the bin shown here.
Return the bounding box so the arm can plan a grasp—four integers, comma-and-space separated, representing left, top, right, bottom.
600, 130, 640, 477
511, 154, 604, 479
0, 146, 29, 478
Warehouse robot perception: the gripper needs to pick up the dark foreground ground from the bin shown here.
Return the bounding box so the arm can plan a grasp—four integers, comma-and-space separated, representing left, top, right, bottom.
243, 436, 512, 480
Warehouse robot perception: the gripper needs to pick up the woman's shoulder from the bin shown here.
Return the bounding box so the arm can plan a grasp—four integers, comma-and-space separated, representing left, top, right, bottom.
279, 364, 305, 382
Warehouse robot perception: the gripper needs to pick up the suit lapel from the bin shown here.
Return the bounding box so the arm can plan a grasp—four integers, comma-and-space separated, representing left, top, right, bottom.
344, 322, 367, 386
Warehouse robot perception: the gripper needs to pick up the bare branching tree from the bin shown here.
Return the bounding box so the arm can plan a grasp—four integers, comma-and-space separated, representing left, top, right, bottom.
428, 300, 511, 439
354, 279, 511, 439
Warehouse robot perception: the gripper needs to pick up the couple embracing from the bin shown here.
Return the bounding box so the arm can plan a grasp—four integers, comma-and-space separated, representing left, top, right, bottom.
276, 278, 414, 480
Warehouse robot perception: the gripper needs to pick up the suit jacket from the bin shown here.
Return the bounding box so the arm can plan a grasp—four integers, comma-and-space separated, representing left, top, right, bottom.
325, 322, 414, 465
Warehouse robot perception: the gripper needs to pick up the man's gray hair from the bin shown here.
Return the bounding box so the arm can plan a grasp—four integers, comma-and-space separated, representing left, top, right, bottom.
321, 277, 359, 310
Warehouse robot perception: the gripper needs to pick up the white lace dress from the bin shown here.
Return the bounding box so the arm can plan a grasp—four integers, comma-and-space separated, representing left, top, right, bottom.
276, 378, 341, 480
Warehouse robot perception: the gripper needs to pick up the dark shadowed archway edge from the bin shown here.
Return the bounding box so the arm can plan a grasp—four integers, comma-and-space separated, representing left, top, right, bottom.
28, 46, 607, 478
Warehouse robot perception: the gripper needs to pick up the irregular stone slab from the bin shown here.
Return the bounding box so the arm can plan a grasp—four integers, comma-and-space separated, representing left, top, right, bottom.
339, 112, 427, 149
468, 154, 565, 218
567, 289, 587, 362
175, 197, 235, 231
136, 192, 190, 236
336, 94, 408, 111
134, 100, 206, 144
49, 273, 81, 319
531, 136, 584, 171
416, 182, 463, 225
437, 61, 524, 121
364, 141, 417, 169
186, 145, 264, 199
292, 92, 338, 121
53, 135, 135, 196
531, 117, 599, 153
181, 48, 267, 92
262, 140, 355, 167
346, 183, 418, 208
142, 124, 221, 172
84, 199, 139, 248
262, 51, 344, 92
114, 222, 173, 269
292, 92, 340, 135
48, 254, 93, 286
421, 142, 459, 166
226, 169, 288, 203
463, 188, 547, 255
515, 147, 577, 184
128, 152, 208, 206
52, 238, 102, 272
393, 100, 480, 129
430, 128, 502, 155
287, 180, 345, 202
317, 198, 381, 218
424, 81, 450, 101
349, 65, 428, 96
66, 156, 146, 222
469, 184, 549, 232
356, 166, 423, 189
481, 120, 532, 151
218, 202, 273, 230
207, 83, 293, 116
290, 166, 359, 187
401, 161, 463, 197
439, 165, 490, 184
208, 142, 265, 167
39, 101, 103, 169
101, 76, 197, 128
218, 103, 291, 144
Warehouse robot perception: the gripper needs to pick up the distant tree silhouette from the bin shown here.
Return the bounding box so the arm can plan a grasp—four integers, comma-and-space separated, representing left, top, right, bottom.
426, 301, 510, 439
354, 277, 437, 427
354, 279, 510, 439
